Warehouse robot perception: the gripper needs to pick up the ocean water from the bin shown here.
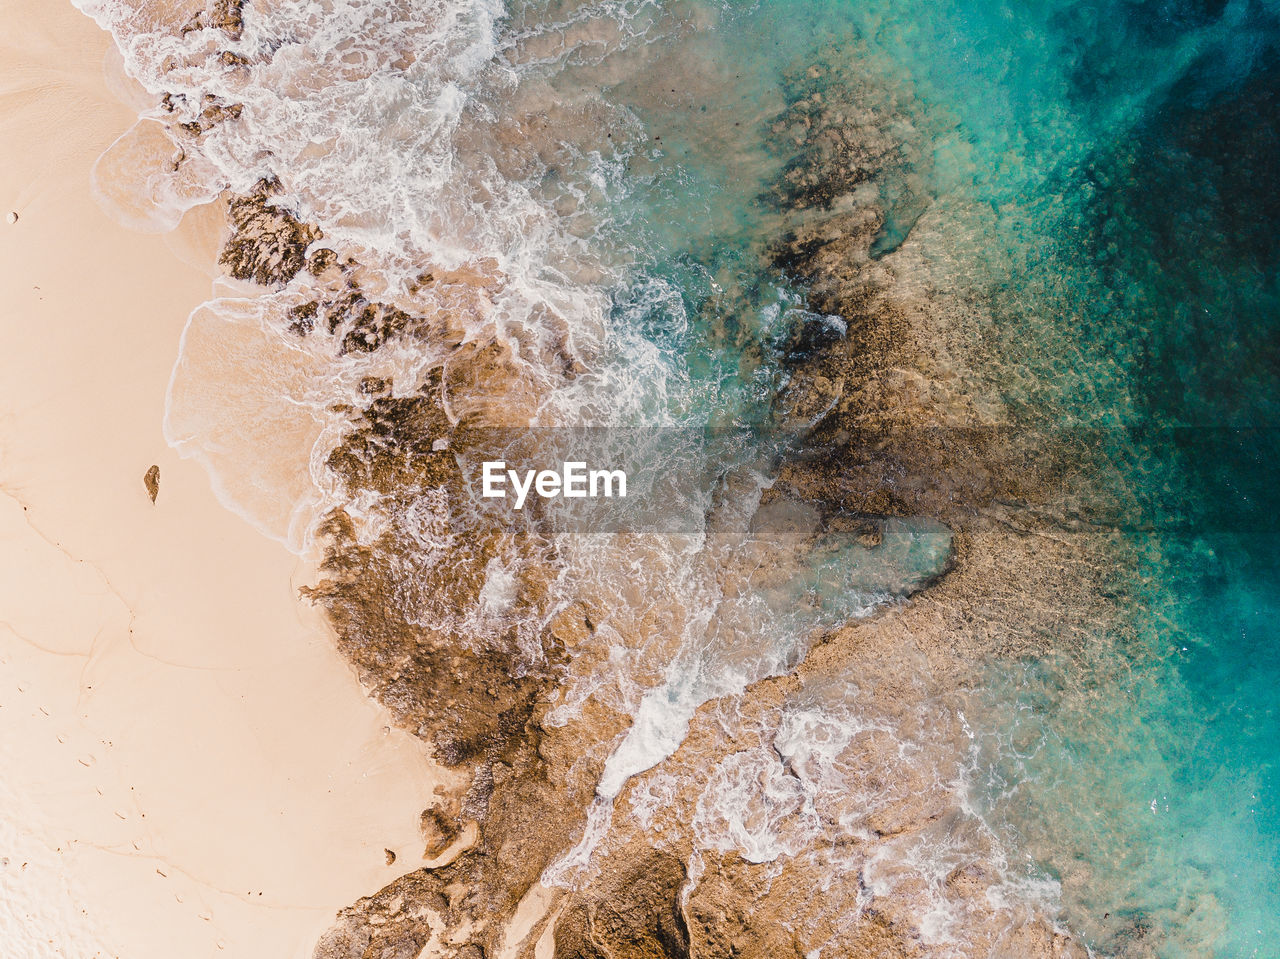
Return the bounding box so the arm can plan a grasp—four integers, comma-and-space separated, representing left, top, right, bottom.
71, 0, 1280, 954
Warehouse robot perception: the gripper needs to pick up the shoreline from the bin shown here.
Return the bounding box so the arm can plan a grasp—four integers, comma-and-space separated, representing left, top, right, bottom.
0, 4, 444, 957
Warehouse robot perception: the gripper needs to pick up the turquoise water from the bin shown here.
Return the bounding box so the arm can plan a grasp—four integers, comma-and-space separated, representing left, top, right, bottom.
566, 0, 1280, 953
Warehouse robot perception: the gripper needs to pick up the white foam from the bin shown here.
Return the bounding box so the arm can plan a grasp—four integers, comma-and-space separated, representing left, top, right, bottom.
478, 556, 519, 617
693, 748, 820, 864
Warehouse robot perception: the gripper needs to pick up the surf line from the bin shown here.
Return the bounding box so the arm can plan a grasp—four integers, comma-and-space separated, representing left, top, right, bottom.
481, 461, 627, 510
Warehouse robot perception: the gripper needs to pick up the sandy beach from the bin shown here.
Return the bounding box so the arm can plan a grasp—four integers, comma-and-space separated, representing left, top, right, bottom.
0, 3, 445, 957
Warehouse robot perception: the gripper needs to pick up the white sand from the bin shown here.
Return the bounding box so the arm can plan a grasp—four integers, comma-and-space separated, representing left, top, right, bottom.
0, 4, 445, 957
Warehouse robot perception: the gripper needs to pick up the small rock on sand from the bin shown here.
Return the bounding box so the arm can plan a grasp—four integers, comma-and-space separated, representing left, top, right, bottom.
6, 212, 17, 224
383, 848, 396, 866
143, 465, 160, 503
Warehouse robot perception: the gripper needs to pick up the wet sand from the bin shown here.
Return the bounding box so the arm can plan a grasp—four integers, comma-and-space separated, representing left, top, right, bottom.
0, 3, 445, 957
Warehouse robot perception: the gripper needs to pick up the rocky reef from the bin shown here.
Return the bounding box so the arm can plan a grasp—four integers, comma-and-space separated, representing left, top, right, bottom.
290, 53, 1139, 959
152, 8, 1147, 954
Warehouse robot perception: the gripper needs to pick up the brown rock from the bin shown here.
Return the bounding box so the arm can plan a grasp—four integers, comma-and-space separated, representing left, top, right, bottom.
209, 0, 245, 39
419, 807, 459, 859
307, 247, 340, 278
548, 604, 592, 650
143, 465, 160, 503
220, 179, 321, 287
554, 849, 690, 959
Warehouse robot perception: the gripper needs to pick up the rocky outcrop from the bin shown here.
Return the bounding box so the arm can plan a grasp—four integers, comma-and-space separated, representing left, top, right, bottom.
179, 0, 245, 40
220, 179, 321, 287
313, 868, 452, 959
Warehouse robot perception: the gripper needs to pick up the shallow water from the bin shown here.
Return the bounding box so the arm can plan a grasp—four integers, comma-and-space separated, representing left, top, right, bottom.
73, 0, 1280, 953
